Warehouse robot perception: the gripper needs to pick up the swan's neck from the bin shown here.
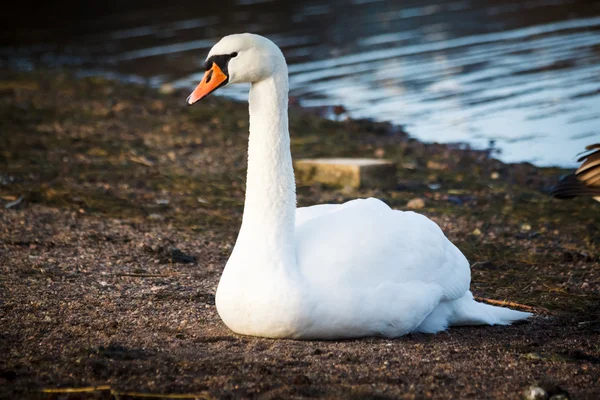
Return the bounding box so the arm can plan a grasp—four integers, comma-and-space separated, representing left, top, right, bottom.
237, 72, 296, 266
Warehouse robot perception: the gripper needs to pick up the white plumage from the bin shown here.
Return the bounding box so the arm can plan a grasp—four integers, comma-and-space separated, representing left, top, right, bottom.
187, 33, 531, 339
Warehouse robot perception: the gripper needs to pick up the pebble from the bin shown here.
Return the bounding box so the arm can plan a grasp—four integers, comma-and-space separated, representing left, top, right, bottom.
426, 160, 446, 170
159, 83, 175, 94
524, 383, 571, 400
406, 198, 425, 209
148, 213, 165, 221
524, 386, 547, 400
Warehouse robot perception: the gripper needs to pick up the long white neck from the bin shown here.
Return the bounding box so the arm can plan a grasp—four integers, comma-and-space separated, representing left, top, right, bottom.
236, 70, 297, 267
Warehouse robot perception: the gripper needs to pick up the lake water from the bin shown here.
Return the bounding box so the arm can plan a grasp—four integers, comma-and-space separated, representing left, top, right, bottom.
2, 0, 600, 167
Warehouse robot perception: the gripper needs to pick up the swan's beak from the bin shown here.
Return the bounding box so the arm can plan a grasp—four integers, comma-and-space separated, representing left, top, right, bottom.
186, 62, 228, 106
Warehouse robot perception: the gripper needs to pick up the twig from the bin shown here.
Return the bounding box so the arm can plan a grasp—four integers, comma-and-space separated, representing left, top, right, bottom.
578, 320, 599, 326
42, 385, 110, 393
113, 273, 184, 278
112, 390, 212, 399
542, 284, 569, 294
42, 386, 212, 399
470, 261, 489, 268
130, 155, 155, 167
474, 296, 549, 313
5, 196, 24, 209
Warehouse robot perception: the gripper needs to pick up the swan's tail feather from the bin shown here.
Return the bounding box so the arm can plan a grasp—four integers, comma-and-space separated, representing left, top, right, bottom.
448, 291, 532, 327
416, 291, 531, 333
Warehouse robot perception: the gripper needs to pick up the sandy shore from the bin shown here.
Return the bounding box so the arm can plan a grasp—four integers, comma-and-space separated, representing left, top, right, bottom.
1, 70, 598, 399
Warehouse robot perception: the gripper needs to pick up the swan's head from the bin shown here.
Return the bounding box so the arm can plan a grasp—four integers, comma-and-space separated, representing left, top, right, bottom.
186, 33, 286, 106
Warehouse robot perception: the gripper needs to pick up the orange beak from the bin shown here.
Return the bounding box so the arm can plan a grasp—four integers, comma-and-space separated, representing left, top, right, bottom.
186, 62, 228, 106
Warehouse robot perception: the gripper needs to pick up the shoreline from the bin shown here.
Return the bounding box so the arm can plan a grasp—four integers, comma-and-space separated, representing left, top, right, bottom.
14, 63, 579, 169
1, 69, 598, 399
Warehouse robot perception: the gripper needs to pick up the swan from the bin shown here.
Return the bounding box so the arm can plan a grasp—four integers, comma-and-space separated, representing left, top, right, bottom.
186, 33, 531, 339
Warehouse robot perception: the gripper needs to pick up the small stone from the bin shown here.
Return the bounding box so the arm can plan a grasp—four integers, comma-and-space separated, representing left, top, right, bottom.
521, 223, 532, 231
87, 147, 108, 157
159, 83, 175, 94
472, 228, 482, 236
294, 158, 396, 189
406, 198, 425, 209
524, 386, 548, 400
148, 213, 165, 221
491, 171, 500, 179
523, 352, 543, 360
426, 160, 446, 170
111, 101, 129, 113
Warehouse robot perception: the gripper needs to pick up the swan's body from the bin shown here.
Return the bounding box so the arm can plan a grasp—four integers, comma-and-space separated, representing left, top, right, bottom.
187, 33, 531, 339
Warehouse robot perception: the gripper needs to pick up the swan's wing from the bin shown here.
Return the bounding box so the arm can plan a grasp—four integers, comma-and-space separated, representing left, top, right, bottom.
296, 203, 343, 226
295, 198, 470, 302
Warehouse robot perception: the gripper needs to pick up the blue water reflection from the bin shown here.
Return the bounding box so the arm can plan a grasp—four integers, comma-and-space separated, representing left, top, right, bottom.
3, 0, 599, 166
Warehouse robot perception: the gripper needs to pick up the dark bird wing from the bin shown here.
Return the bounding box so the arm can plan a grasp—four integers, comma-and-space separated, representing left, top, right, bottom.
576, 144, 600, 187
551, 144, 600, 199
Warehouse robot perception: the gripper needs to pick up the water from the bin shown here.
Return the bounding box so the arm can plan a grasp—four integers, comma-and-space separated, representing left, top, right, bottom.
2, 0, 600, 166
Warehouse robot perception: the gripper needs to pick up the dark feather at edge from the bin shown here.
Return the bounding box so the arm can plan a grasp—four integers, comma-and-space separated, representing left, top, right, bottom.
576, 143, 600, 162
550, 174, 600, 199
574, 144, 600, 191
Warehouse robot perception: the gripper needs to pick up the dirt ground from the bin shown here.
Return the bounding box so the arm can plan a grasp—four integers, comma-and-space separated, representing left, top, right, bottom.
1, 71, 599, 399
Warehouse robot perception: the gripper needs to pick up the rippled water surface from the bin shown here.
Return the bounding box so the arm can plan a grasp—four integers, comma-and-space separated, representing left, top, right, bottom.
3, 0, 600, 166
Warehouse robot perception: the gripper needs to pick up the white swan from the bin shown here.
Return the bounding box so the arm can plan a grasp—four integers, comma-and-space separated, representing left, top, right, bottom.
187, 33, 531, 339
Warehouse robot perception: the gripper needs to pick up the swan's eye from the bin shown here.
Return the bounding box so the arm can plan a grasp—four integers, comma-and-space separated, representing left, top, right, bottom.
230, 52, 238, 58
